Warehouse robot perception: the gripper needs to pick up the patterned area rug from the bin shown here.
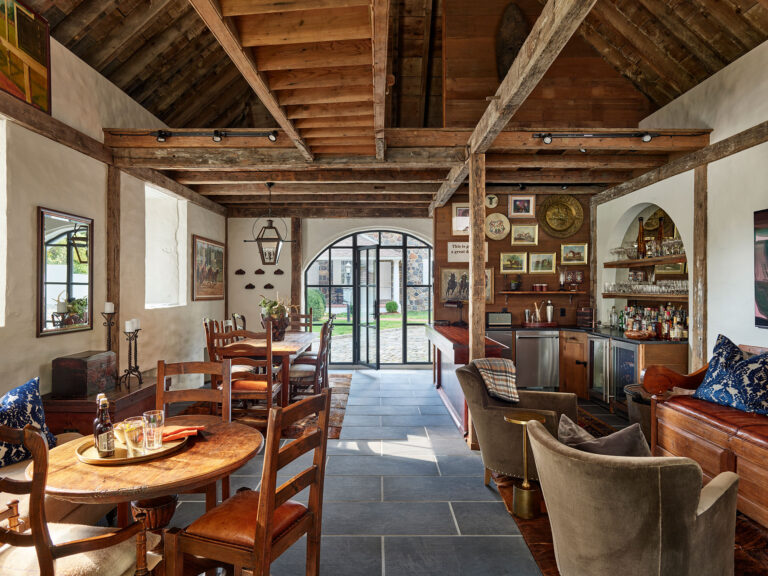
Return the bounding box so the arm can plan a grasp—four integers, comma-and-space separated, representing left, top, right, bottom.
513, 410, 768, 575
282, 373, 351, 440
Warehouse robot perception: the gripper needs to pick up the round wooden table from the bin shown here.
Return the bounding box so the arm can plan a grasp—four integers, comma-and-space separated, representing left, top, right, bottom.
30, 415, 263, 527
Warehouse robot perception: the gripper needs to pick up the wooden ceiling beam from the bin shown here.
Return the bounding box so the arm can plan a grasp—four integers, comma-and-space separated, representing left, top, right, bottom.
294, 115, 374, 128
372, 0, 389, 160
301, 127, 373, 138
174, 169, 446, 184
305, 137, 375, 146
268, 66, 372, 90
237, 6, 371, 46
188, 0, 313, 161
278, 85, 373, 105
692, 0, 765, 51
485, 153, 669, 170
213, 193, 433, 203
286, 102, 373, 119
311, 145, 376, 155
195, 182, 440, 194
227, 205, 429, 218
485, 169, 635, 184
104, 129, 295, 148
221, 0, 370, 16
255, 39, 372, 71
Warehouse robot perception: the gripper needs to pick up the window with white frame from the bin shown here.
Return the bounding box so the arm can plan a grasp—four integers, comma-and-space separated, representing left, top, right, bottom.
145, 184, 187, 308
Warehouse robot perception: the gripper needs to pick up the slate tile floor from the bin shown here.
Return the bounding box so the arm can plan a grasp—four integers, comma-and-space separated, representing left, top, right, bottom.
171, 369, 542, 576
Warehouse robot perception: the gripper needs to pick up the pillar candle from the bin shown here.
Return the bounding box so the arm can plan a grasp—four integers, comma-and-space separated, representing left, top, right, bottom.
133, 318, 141, 330
125, 320, 134, 332
104, 302, 115, 314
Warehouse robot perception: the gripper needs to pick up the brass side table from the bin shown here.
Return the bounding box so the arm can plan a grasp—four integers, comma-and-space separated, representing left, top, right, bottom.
504, 411, 547, 519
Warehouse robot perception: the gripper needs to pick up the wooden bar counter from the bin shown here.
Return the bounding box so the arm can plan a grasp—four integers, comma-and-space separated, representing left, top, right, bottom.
425, 325, 506, 445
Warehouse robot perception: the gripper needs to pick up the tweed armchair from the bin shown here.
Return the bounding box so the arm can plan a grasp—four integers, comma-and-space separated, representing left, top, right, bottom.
455, 363, 577, 482
527, 420, 739, 576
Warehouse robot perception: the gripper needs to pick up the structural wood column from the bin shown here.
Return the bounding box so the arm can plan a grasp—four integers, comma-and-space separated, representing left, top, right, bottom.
106, 166, 121, 366
468, 153, 486, 361
691, 165, 707, 370
291, 218, 302, 307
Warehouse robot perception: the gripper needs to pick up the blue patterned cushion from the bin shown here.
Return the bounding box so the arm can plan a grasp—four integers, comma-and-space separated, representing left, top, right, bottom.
0, 378, 57, 467
693, 335, 768, 415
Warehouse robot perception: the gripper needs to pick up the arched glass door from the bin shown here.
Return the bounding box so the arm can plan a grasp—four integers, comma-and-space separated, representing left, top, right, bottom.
304, 231, 433, 366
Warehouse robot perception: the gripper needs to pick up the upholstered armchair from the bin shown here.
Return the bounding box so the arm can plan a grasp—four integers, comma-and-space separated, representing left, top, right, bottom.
527, 420, 739, 576
455, 364, 578, 482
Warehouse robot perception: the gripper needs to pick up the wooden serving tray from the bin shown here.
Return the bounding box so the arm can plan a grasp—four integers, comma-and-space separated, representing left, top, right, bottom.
623, 330, 656, 340
75, 433, 188, 466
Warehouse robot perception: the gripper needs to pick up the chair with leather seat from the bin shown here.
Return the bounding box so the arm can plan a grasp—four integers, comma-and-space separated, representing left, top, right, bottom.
164, 389, 332, 576
296, 315, 335, 384
287, 308, 313, 333
290, 321, 330, 400
0, 424, 156, 576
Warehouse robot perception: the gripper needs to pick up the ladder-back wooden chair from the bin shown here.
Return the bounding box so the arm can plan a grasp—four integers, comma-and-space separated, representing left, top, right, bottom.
164, 390, 332, 576
290, 321, 331, 400
0, 425, 152, 576
287, 308, 313, 333
157, 359, 232, 505
296, 315, 335, 385
232, 313, 246, 331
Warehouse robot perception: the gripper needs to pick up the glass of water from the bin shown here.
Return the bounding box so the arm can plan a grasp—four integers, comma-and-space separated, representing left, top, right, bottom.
123, 416, 146, 458
143, 410, 165, 450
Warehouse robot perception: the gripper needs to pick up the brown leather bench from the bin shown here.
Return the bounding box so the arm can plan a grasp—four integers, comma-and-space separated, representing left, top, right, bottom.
647, 344, 768, 527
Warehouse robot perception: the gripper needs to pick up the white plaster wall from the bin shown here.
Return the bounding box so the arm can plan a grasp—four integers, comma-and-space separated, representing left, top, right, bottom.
228, 218, 293, 321
49, 40, 165, 141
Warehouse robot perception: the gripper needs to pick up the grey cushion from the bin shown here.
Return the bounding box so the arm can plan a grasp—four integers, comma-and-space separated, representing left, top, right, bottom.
558, 414, 651, 457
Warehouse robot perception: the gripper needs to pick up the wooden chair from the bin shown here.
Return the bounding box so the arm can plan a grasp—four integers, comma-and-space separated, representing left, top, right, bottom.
231, 313, 246, 331
296, 315, 335, 384
157, 359, 232, 505
287, 308, 313, 333
0, 425, 151, 576
164, 390, 332, 576
290, 321, 331, 400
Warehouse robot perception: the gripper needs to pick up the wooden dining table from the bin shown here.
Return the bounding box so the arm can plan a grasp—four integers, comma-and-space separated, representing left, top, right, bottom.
220, 330, 316, 406
30, 415, 263, 528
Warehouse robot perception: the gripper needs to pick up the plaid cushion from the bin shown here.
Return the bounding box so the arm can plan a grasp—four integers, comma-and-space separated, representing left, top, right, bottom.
472, 358, 519, 403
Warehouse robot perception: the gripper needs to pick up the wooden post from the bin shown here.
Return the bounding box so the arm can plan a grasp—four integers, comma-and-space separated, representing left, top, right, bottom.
291, 218, 302, 307
589, 200, 597, 311
224, 217, 229, 318
468, 153, 486, 361
691, 165, 707, 370
106, 166, 121, 366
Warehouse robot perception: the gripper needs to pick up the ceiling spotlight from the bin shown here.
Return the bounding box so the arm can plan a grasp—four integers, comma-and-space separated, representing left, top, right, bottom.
518, 183, 526, 191
561, 185, 568, 190
212, 130, 223, 143
579, 146, 587, 153
641, 132, 653, 143
155, 130, 171, 143
542, 133, 553, 144
267, 130, 278, 142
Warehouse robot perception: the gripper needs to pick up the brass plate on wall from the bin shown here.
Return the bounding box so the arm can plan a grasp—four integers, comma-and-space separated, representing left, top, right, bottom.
537, 195, 584, 239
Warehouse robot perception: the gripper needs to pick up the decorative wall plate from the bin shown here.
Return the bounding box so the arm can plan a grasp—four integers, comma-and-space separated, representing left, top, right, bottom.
264, 283, 274, 289
537, 195, 584, 238
245, 283, 255, 290
485, 194, 499, 209
274, 269, 284, 275
235, 269, 245, 275
485, 212, 511, 240
254, 269, 265, 275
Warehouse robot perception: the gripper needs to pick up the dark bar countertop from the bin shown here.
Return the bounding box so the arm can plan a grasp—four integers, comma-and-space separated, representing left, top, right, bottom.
502, 324, 687, 345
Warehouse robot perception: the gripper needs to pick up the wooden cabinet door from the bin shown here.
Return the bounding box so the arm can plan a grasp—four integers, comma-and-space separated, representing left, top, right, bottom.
559, 331, 589, 399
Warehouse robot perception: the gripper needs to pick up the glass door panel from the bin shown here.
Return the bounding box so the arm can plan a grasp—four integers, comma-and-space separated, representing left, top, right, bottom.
356, 245, 379, 368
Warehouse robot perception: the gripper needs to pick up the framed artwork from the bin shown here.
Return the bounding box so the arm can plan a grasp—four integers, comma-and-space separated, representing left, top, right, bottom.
439, 267, 493, 303
485, 213, 511, 240
452, 203, 470, 235
508, 194, 536, 218
0, 1, 51, 113
756, 209, 768, 328
193, 235, 225, 301
530, 252, 557, 274
485, 194, 499, 208
561, 243, 588, 265
446, 241, 488, 263
500, 252, 527, 274
655, 263, 686, 275
510, 224, 538, 246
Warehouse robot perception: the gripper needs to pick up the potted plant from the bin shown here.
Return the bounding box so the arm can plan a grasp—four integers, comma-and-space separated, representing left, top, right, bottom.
259, 295, 294, 341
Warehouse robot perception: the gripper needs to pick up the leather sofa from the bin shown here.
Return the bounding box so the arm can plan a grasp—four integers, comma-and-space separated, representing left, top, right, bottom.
647, 355, 768, 528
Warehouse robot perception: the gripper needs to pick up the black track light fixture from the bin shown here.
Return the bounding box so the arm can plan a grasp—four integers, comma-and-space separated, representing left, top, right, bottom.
641, 132, 653, 143
155, 130, 171, 143
212, 130, 223, 143
268, 130, 278, 142
542, 133, 553, 145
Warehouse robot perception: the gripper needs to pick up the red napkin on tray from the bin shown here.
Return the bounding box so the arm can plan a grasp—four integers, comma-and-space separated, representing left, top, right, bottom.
162, 425, 205, 442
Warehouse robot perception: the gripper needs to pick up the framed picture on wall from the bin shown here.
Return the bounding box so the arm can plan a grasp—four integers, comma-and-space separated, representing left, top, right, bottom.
508, 195, 536, 218
755, 208, 768, 328
510, 224, 538, 246
452, 203, 470, 235
561, 243, 588, 265
439, 267, 493, 303
529, 252, 557, 274
192, 235, 225, 301
500, 252, 527, 274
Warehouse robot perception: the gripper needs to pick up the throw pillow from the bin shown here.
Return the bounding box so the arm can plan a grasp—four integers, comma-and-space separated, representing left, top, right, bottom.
472, 358, 519, 403
558, 414, 651, 457
693, 334, 768, 415
0, 378, 57, 467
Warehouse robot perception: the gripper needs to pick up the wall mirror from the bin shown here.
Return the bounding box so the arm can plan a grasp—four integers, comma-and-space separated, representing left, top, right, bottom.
37, 207, 93, 336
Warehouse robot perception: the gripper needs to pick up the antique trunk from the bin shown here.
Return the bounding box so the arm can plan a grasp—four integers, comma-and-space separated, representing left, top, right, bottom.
52, 350, 117, 398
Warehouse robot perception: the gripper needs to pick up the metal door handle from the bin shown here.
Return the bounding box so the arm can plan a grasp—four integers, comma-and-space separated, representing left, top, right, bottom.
576, 360, 587, 367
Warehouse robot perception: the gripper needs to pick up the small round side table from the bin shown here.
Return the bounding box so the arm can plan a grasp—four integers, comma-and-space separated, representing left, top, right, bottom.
504, 411, 547, 519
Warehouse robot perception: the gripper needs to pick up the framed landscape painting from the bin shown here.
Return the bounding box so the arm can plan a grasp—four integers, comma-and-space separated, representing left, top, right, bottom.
561, 243, 588, 265
500, 252, 527, 274
530, 253, 557, 274
510, 224, 538, 246
756, 208, 768, 328
193, 235, 225, 301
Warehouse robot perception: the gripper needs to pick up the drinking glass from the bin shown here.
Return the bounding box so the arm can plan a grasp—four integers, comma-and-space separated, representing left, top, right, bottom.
143, 410, 165, 450
123, 416, 146, 458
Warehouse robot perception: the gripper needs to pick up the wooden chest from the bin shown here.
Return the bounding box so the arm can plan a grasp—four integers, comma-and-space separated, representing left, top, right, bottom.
52, 350, 117, 398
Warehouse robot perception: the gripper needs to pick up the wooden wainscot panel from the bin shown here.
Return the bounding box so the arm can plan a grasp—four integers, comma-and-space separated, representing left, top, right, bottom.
654, 417, 731, 477
559, 330, 588, 399
733, 457, 768, 527
639, 343, 689, 377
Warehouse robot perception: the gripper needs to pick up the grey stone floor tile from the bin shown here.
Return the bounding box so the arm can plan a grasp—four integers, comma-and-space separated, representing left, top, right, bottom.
169, 501, 205, 529
381, 396, 444, 405
327, 454, 438, 476
322, 475, 383, 502
322, 502, 456, 535
382, 415, 456, 427
385, 536, 540, 576
426, 426, 465, 438
383, 476, 501, 502
347, 396, 382, 406
339, 426, 427, 440
380, 440, 436, 459
327, 439, 382, 455
436, 453, 485, 476
345, 404, 421, 415
451, 502, 521, 535
271, 536, 382, 576
342, 414, 382, 427
427, 437, 476, 456
419, 405, 450, 415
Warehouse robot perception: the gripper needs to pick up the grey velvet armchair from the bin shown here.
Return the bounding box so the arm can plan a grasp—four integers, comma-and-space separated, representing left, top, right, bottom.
455, 363, 578, 483
527, 420, 739, 576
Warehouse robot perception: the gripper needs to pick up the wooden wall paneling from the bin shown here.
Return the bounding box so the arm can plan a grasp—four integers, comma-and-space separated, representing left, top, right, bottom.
468, 153, 486, 362
225, 216, 229, 317
691, 164, 707, 370
373, 0, 390, 159
52, 0, 118, 47
589, 199, 596, 309
221, 0, 370, 16
255, 40, 372, 70
106, 166, 121, 365
291, 218, 302, 307
237, 6, 372, 46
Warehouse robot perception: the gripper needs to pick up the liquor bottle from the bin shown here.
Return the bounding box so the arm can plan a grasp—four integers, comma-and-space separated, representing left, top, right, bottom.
610, 305, 617, 328
637, 217, 646, 259
656, 216, 665, 257
94, 397, 115, 458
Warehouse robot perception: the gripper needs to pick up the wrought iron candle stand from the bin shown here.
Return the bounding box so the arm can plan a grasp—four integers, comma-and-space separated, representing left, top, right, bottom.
118, 329, 143, 390
101, 312, 116, 351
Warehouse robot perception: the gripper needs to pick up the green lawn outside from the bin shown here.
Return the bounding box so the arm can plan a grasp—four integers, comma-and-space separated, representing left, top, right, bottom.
311, 310, 430, 336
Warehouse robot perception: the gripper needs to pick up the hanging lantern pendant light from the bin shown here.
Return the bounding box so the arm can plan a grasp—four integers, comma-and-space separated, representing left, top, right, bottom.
248, 182, 289, 265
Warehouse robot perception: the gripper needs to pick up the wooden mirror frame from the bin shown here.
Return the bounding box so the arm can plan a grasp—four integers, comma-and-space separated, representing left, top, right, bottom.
37, 207, 94, 337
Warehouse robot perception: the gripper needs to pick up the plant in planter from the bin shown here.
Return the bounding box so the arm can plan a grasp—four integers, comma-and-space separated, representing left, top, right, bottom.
259, 295, 295, 341
66, 297, 89, 324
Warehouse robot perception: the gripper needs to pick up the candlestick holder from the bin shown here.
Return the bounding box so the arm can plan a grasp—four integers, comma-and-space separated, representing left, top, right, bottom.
118, 329, 143, 390
101, 312, 116, 351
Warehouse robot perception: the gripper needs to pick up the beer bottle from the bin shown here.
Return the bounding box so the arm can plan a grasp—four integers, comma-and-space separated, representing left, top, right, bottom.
94, 397, 115, 457
637, 217, 646, 259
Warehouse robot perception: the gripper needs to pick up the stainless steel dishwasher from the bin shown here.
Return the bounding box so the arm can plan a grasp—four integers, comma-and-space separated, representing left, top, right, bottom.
515, 331, 559, 389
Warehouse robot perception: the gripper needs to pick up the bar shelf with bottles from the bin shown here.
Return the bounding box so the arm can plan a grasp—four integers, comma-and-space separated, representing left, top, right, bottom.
607, 303, 689, 342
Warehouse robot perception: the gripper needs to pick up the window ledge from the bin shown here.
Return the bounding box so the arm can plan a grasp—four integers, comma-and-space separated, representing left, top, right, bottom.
145, 302, 186, 310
